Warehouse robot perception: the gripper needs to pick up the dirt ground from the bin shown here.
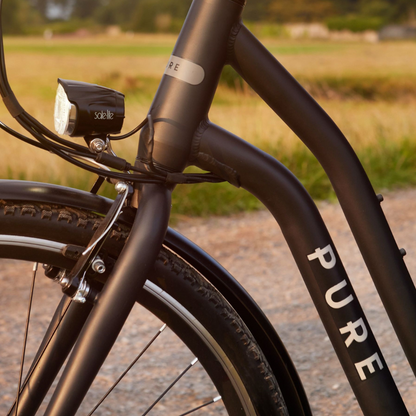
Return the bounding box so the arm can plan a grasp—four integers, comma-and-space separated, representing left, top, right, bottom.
1, 188, 416, 415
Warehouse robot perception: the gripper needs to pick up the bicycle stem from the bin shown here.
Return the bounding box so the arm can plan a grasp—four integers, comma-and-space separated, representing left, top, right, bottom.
43, 183, 171, 416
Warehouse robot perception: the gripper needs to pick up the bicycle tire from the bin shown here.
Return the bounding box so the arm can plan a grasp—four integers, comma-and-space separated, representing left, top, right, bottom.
0, 199, 288, 416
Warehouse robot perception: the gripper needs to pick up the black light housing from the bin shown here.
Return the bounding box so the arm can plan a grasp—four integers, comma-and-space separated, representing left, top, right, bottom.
54, 78, 125, 137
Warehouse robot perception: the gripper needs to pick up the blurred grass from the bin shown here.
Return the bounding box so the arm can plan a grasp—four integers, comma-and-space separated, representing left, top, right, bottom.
1, 34, 416, 218
4, 40, 175, 56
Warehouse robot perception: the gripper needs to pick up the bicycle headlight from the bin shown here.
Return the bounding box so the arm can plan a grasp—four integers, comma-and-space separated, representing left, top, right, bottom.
54, 78, 125, 137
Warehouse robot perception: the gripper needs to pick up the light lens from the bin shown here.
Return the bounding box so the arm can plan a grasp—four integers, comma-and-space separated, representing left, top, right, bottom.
54, 84, 76, 135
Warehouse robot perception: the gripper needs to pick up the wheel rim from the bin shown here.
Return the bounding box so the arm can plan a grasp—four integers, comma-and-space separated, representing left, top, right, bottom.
0, 236, 258, 415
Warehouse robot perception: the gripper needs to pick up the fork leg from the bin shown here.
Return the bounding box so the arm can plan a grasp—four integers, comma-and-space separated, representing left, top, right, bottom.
43, 183, 171, 416
8, 296, 92, 416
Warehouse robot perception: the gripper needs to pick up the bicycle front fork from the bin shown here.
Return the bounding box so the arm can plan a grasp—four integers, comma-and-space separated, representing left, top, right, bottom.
42, 183, 171, 416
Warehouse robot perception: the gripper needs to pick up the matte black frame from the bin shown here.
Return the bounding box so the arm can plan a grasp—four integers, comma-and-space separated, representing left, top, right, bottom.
6, 0, 416, 414
141, 0, 415, 412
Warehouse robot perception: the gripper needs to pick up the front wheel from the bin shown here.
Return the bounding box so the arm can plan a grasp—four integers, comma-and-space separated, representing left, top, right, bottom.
0, 200, 288, 415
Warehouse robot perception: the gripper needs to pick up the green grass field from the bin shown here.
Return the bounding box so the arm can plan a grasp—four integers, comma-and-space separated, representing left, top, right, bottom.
1, 34, 416, 218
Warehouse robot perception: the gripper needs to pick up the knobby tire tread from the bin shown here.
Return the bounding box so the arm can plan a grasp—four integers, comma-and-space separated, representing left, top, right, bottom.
0, 199, 288, 416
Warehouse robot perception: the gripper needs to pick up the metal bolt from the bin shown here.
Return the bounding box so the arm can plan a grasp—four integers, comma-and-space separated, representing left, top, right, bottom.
57, 269, 69, 286
73, 292, 86, 304
92, 257, 106, 274
73, 279, 90, 304
115, 181, 128, 194
89, 138, 106, 153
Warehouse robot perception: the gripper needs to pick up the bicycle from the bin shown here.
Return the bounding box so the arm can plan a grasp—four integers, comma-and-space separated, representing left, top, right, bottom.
0, 0, 415, 414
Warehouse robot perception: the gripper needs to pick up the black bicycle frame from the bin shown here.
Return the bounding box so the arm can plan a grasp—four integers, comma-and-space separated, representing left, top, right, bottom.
10, 0, 416, 414
229, 26, 416, 382
140, 0, 414, 413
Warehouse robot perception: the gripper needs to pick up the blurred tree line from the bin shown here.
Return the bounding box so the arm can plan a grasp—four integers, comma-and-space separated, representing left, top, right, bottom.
2, 0, 416, 34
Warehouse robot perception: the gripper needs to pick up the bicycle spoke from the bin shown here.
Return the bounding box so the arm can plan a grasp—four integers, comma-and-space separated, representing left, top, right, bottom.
178, 395, 222, 416
7, 296, 79, 416
14, 262, 38, 416
141, 357, 199, 416
88, 324, 167, 416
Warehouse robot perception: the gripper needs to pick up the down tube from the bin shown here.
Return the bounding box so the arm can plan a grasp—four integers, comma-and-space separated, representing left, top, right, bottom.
229, 24, 416, 378
194, 122, 408, 416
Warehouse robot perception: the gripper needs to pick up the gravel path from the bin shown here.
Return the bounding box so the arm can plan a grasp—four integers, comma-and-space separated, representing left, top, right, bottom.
1, 188, 416, 415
